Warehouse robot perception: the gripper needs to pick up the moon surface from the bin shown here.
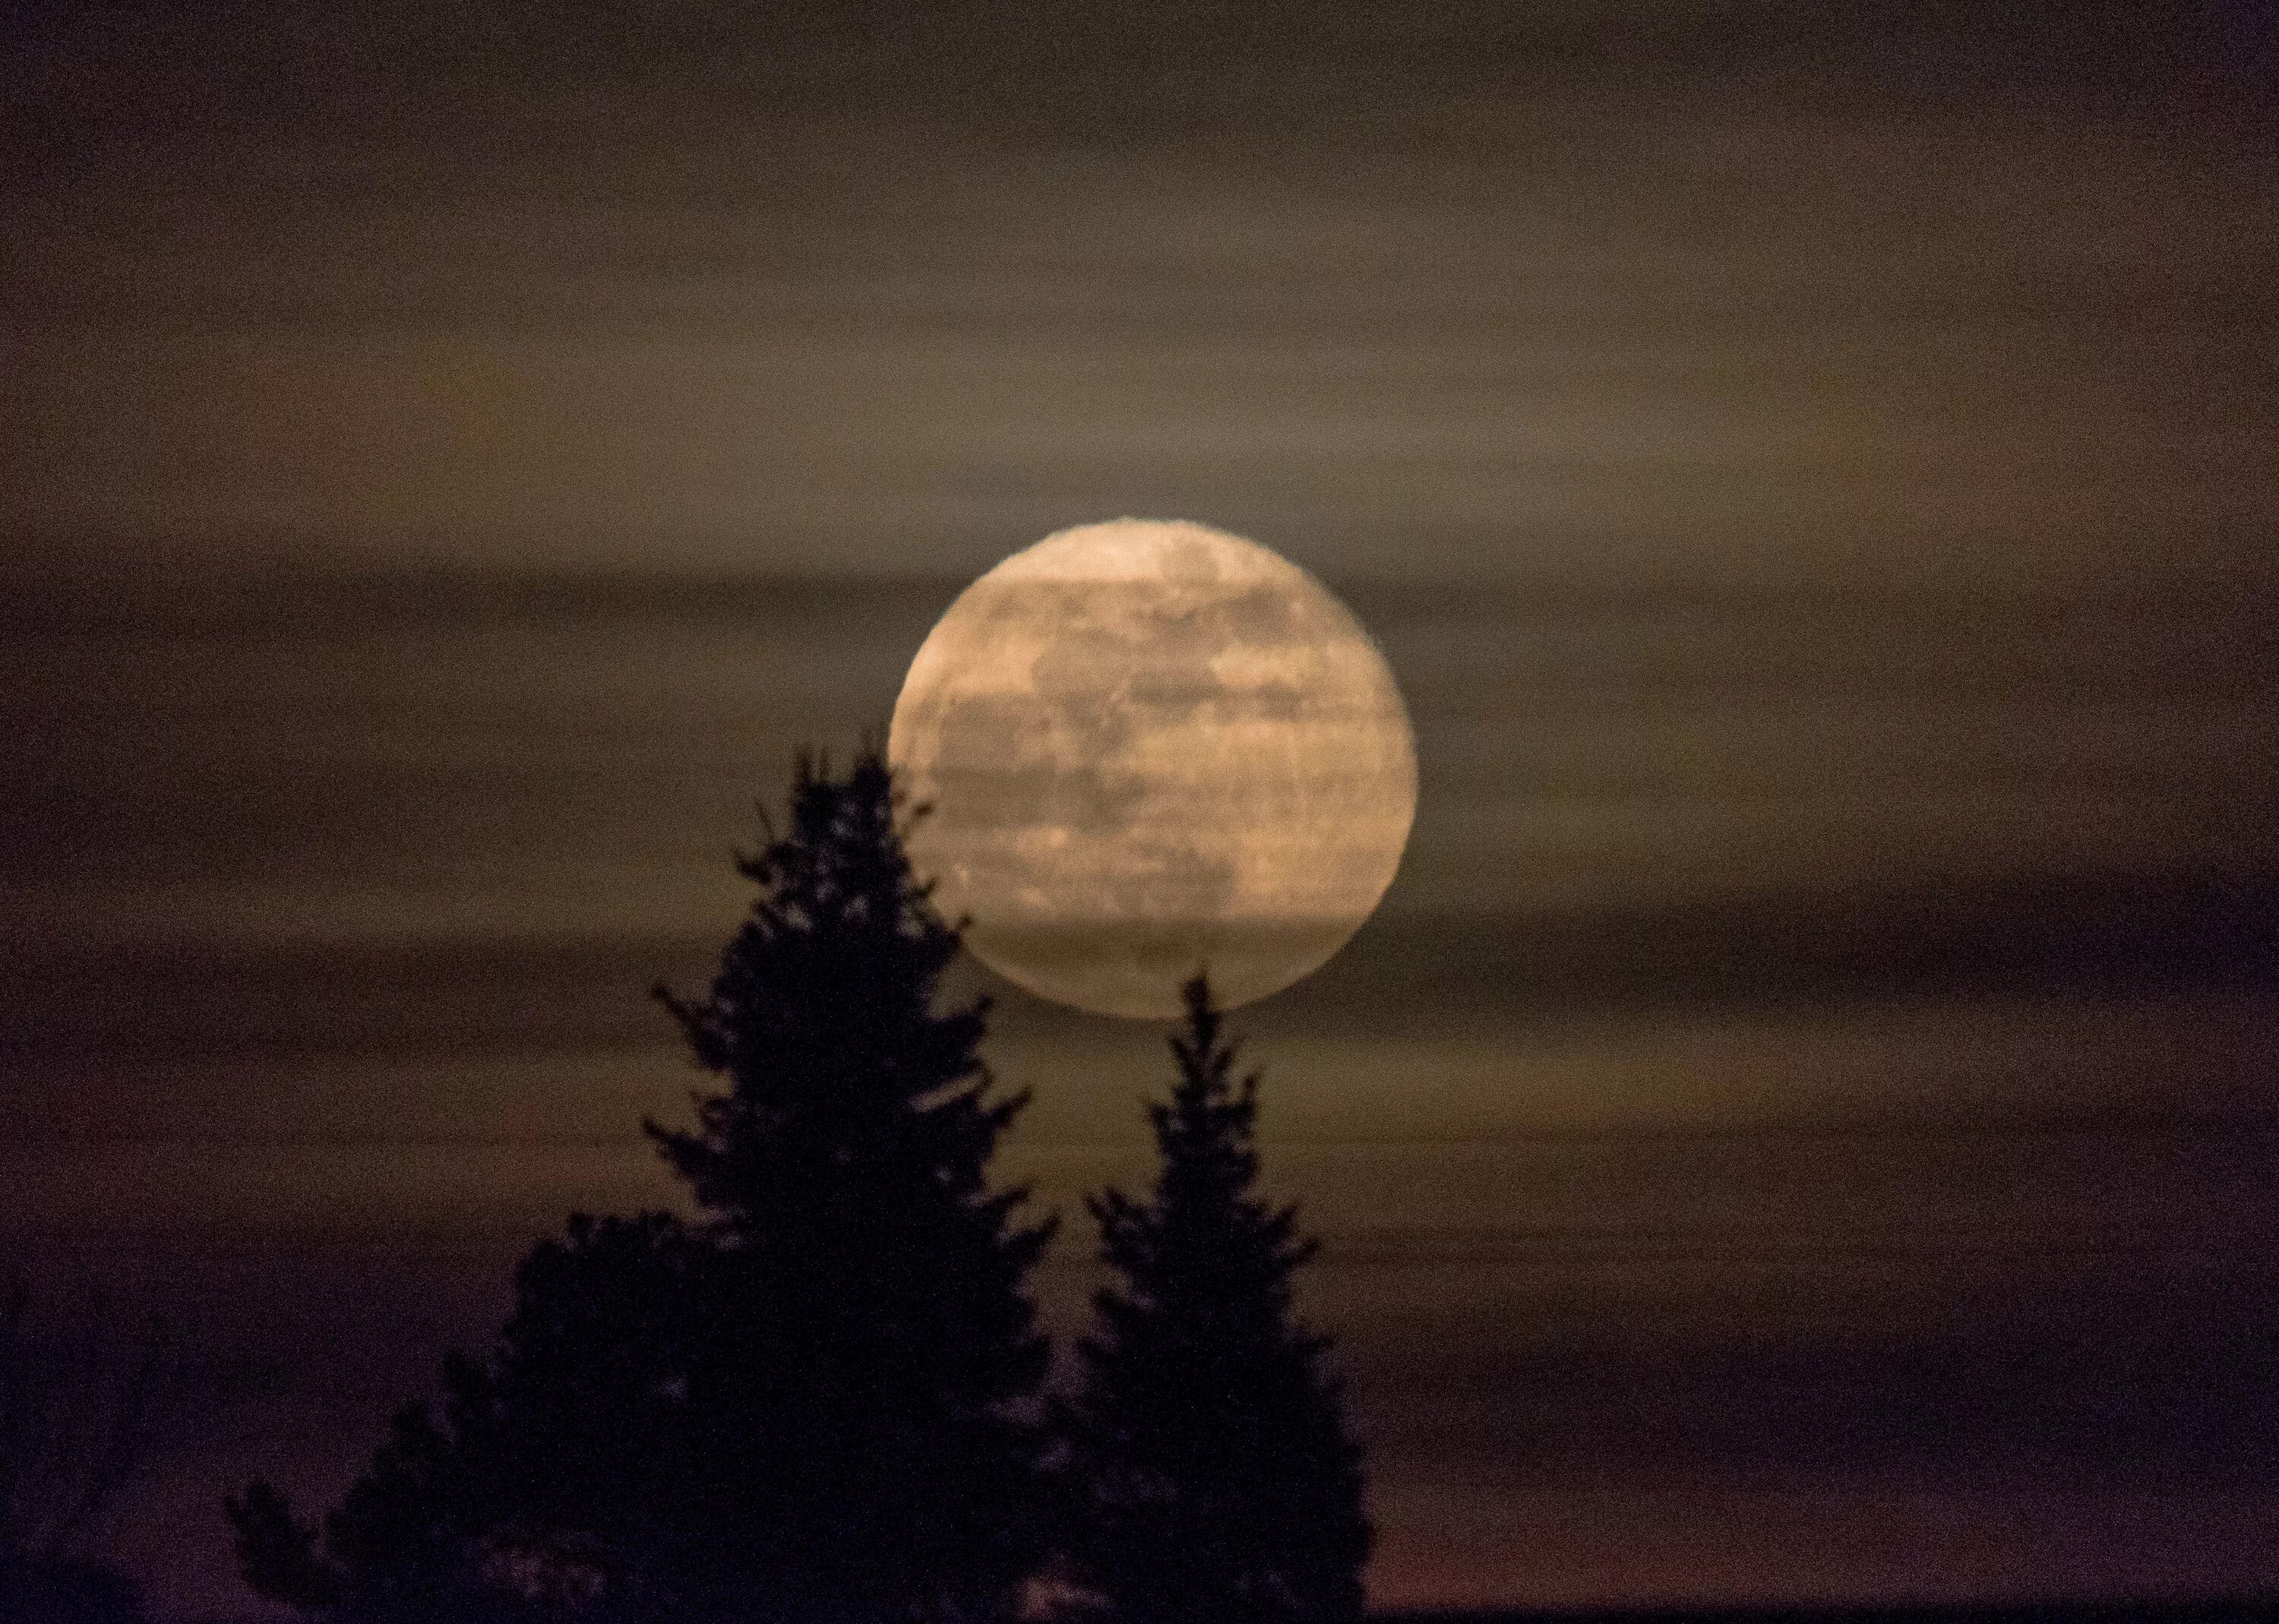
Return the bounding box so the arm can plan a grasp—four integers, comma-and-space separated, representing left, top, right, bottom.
888, 518, 1417, 1019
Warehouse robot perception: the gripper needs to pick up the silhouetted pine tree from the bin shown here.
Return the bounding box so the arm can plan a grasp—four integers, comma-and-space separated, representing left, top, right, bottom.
1060, 975, 1370, 1624
644, 746, 1056, 1619
230, 748, 1054, 1622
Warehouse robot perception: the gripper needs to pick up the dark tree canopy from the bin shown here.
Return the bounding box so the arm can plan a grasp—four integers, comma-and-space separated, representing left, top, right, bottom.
232, 747, 1054, 1622
234, 1212, 692, 1621
646, 747, 1056, 1619
1, 1278, 164, 1624
1060, 975, 1370, 1624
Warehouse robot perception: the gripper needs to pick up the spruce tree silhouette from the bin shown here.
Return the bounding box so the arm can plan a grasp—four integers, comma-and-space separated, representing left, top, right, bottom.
1060, 974, 1370, 1624
230, 748, 1054, 1622
644, 746, 1056, 1620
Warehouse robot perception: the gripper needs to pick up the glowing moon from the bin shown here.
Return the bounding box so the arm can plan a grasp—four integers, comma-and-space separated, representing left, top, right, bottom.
887, 518, 1416, 1019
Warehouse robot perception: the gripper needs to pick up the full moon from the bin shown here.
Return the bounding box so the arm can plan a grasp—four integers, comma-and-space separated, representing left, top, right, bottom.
888, 518, 1417, 1019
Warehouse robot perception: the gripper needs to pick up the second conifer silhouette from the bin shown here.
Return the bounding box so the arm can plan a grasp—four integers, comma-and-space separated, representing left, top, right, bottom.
1059, 975, 1371, 1623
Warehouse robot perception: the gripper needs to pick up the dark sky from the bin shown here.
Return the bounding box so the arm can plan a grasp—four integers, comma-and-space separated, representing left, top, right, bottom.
5, 3, 2279, 1617
11, 2, 2275, 583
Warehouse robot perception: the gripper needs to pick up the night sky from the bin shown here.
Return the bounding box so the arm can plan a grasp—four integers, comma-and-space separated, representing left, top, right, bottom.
6, 3, 2278, 1617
